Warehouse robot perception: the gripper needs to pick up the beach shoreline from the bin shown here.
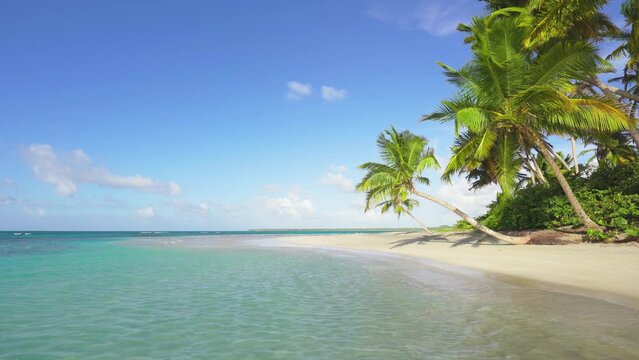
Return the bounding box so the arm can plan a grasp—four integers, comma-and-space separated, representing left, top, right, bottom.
273, 231, 639, 309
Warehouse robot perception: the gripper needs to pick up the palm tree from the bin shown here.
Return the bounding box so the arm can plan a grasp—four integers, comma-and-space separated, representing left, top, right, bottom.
443, 127, 575, 195
375, 196, 433, 234
484, 0, 617, 48
581, 132, 639, 166
481, 0, 527, 11
357, 127, 529, 245
520, 149, 548, 186
602, 0, 639, 147
480, 1, 639, 148
424, 15, 631, 230
607, 67, 639, 109
517, 151, 576, 189
570, 137, 580, 173
523, 0, 616, 48
588, 77, 639, 148
605, 70, 639, 151
608, 1, 639, 75
464, 157, 521, 195
441, 129, 523, 198
499, 0, 639, 148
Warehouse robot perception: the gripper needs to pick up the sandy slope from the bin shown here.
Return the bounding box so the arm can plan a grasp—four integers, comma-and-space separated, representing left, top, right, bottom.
276, 232, 639, 308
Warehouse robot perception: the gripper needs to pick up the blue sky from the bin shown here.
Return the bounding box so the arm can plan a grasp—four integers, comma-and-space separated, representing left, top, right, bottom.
0, 0, 628, 230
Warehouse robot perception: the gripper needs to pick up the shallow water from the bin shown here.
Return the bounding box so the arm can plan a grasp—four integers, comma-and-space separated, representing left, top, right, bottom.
1, 232, 638, 359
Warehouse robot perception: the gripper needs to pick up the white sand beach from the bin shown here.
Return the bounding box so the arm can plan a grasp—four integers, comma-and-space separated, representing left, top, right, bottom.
277, 232, 639, 308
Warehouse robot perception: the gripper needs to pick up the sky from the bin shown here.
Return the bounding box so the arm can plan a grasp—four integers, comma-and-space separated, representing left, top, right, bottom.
0, 0, 628, 230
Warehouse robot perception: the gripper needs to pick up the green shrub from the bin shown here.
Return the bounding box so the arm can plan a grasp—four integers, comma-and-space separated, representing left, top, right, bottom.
453, 219, 474, 230
585, 229, 615, 242
587, 162, 639, 194
476, 163, 639, 231
625, 227, 639, 238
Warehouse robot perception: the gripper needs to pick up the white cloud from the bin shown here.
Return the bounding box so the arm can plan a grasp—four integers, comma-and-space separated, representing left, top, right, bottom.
0, 193, 16, 205
102, 196, 127, 208
368, 0, 480, 36
318, 165, 354, 192
257, 190, 314, 218
168, 200, 210, 216
26, 207, 47, 217
286, 81, 312, 100
330, 164, 348, 173
261, 184, 283, 193
135, 207, 155, 218
1, 178, 16, 188
434, 178, 499, 217
321, 86, 347, 101
331, 199, 383, 220
211, 201, 243, 214
24, 144, 181, 196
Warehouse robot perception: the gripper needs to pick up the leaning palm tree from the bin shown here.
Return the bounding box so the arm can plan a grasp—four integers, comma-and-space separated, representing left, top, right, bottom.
424, 15, 631, 230
357, 127, 529, 245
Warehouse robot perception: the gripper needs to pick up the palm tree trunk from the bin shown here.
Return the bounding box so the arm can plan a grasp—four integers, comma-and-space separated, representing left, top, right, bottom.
405, 211, 433, 235
590, 75, 639, 102
410, 189, 529, 245
522, 157, 538, 185
550, 147, 573, 174
589, 76, 639, 148
570, 137, 579, 173
629, 101, 638, 147
530, 154, 548, 184
533, 136, 602, 230
629, 101, 637, 119
529, 169, 537, 185
622, 119, 639, 149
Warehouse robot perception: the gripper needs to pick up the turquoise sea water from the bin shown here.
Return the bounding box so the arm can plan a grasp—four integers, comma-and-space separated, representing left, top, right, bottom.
1, 232, 639, 359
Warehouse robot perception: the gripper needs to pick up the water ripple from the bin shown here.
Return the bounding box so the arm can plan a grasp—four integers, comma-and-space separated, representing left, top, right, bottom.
1, 237, 638, 359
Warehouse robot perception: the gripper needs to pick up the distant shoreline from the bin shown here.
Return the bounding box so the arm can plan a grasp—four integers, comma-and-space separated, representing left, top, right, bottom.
248, 228, 423, 232
275, 231, 639, 309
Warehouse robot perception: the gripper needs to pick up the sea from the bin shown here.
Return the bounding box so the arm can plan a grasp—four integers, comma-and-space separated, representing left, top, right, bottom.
1, 231, 638, 359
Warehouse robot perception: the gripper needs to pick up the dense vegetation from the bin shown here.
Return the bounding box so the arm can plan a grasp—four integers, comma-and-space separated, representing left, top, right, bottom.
357, 0, 639, 244
476, 163, 639, 234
